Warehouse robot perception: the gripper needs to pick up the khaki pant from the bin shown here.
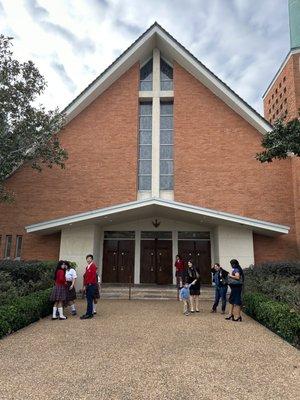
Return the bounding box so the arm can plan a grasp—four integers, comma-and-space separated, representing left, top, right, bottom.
182, 299, 190, 314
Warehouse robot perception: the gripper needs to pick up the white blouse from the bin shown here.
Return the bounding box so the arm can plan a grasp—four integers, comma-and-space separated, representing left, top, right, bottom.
65, 268, 77, 282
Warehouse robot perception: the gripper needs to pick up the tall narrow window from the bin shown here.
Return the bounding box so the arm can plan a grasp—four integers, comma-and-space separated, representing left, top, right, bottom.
140, 59, 153, 91
160, 102, 173, 190
160, 58, 173, 90
15, 235, 23, 259
138, 102, 152, 190
4, 235, 12, 259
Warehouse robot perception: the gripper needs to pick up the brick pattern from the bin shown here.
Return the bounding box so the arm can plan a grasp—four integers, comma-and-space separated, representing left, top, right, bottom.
173, 62, 299, 261
0, 60, 299, 264
0, 64, 139, 260
263, 53, 300, 124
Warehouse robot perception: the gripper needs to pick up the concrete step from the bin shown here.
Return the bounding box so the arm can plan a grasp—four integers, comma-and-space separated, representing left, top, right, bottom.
100, 285, 215, 300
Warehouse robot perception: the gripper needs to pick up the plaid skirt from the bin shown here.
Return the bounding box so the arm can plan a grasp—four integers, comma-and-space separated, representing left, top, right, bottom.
94, 283, 100, 299
66, 281, 77, 301
50, 285, 67, 302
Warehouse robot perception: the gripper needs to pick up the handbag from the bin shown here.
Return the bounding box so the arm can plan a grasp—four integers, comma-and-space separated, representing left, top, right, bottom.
228, 275, 242, 285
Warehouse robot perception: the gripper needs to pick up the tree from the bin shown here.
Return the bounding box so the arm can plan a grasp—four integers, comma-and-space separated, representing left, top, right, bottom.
0, 35, 67, 202
256, 118, 300, 163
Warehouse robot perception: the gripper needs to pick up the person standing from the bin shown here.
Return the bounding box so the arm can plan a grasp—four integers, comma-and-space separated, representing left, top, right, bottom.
50, 260, 68, 320
80, 254, 97, 320
225, 259, 244, 322
175, 254, 185, 288
185, 260, 201, 313
211, 263, 228, 314
179, 280, 197, 316
65, 261, 77, 316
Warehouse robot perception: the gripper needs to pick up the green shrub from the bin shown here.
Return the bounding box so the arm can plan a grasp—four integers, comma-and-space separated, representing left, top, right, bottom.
244, 261, 300, 312
243, 292, 300, 348
0, 288, 52, 339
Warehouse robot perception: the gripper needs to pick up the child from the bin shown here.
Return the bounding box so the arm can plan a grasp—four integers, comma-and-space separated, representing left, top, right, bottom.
179, 280, 197, 316
65, 261, 77, 315
50, 260, 68, 320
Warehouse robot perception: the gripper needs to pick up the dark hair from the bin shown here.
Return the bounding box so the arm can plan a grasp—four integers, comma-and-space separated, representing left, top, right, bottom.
64, 260, 71, 270
176, 254, 181, 259
230, 259, 244, 280
54, 260, 65, 280
86, 254, 93, 260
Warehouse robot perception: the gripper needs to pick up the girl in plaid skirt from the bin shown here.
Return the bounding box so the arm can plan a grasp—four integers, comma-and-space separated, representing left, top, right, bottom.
50, 261, 68, 320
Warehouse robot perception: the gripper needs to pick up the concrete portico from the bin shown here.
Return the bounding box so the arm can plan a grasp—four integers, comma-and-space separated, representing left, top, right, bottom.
26, 198, 289, 286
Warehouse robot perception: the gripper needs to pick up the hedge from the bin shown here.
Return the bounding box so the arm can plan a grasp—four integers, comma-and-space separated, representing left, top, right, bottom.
243, 292, 300, 348
0, 288, 52, 339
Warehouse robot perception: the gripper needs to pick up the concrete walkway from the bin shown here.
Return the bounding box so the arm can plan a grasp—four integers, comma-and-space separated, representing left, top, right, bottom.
0, 300, 299, 400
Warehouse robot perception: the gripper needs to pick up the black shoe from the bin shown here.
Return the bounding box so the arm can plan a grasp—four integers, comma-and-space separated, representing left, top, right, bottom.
233, 316, 242, 322
210, 309, 216, 313
80, 314, 93, 319
225, 314, 234, 320
71, 310, 77, 316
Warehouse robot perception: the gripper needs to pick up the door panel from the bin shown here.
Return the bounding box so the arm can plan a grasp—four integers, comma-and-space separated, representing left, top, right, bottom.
195, 241, 211, 284
140, 240, 156, 283
140, 238, 173, 284
178, 240, 212, 284
117, 240, 134, 283
102, 240, 135, 283
156, 240, 173, 284
102, 240, 118, 283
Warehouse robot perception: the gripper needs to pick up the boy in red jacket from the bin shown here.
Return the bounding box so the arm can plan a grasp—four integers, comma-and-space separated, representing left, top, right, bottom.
80, 254, 97, 319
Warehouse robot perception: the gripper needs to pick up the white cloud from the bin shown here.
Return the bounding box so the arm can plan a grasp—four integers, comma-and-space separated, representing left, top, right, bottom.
0, 0, 290, 115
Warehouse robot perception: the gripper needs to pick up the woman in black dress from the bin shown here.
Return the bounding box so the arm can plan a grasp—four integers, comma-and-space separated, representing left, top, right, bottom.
225, 259, 244, 322
185, 260, 201, 313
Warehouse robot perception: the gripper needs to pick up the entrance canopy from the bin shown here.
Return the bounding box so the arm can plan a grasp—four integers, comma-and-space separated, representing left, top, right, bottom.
26, 198, 289, 236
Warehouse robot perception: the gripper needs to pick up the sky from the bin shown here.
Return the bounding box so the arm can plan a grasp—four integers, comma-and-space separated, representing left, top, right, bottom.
0, 0, 291, 115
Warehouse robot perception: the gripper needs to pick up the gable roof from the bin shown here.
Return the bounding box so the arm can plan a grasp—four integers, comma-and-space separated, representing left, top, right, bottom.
26, 197, 289, 236
64, 22, 272, 134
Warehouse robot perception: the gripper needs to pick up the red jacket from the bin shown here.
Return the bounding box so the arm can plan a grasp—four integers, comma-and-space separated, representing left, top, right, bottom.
175, 259, 185, 272
55, 269, 66, 286
84, 262, 97, 285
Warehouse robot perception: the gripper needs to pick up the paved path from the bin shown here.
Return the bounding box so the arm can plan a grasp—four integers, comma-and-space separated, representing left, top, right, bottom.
0, 300, 299, 400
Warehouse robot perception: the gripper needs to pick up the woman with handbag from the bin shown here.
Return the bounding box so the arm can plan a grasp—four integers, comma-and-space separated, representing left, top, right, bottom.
185, 260, 201, 313
225, 259, 244, 322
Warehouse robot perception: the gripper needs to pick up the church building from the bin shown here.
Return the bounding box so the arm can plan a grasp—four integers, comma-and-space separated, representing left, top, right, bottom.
0, 20, 299, 286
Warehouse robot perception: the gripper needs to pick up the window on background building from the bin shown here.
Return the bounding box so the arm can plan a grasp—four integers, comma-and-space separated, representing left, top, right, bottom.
283, 76, 286, 82
276, 99, 278, 104
268, 99, 271, 104
284, 87, 287, 93
279, 82, 282, 88
160, 101, 173, 190
272, 94, 274, 99
140, 59, 153, 91
284, 98, 287, 103
275, 88, 278, 94
160, 58, 173, 90
138, 102, 152, 190
269, 109, 271, 114
15, 235, 23, 259
4, 235, 12, 259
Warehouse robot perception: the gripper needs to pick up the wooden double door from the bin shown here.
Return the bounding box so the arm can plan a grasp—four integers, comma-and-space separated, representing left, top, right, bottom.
102, 240, 134, 283
140, 236, 173, 284
178, 240, 212, 284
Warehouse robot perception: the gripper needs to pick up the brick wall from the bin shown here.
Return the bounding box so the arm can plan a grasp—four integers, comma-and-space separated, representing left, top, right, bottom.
173, 62, 299, 261
263, 53, 300, 124
0, 63, 139, 260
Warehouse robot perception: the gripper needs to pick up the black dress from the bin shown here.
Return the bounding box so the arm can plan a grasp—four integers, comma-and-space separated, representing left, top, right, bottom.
185, 266, 201, 296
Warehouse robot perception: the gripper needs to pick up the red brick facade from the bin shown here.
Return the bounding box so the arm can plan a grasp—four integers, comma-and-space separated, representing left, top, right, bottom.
0, 64, 139, 259
0, 56, 299, 263
263, 52, 300, 124
174, 63, 299, 262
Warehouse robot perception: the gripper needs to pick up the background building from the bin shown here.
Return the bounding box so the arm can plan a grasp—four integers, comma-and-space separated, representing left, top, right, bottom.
0, 20, 299, 286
